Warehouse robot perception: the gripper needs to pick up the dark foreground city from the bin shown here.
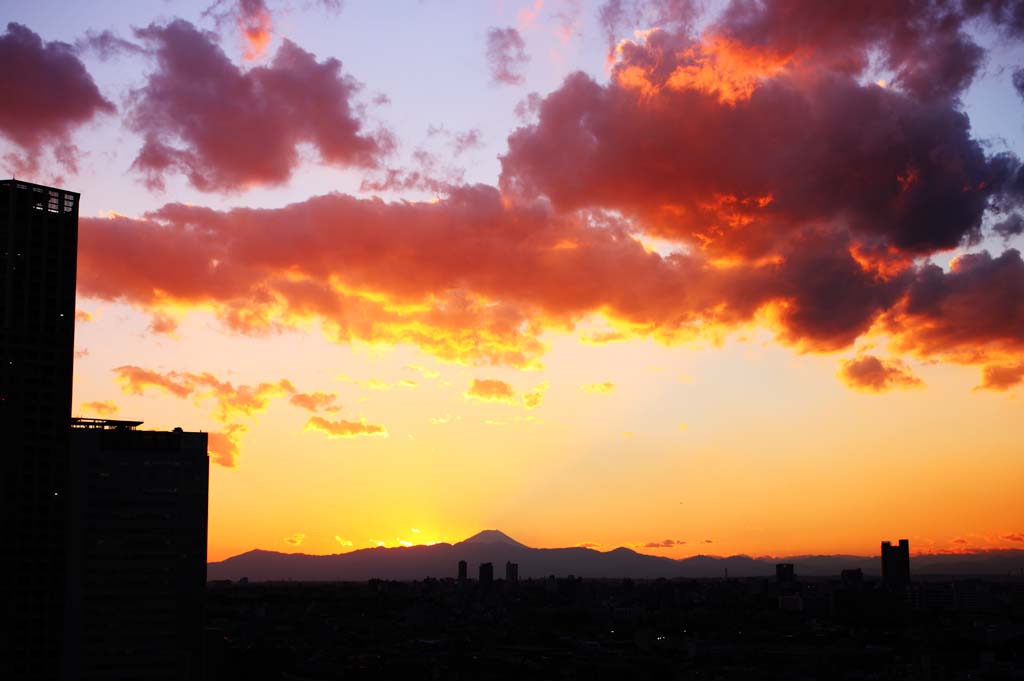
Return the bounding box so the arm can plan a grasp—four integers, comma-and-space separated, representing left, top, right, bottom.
205, 573, 1024, 680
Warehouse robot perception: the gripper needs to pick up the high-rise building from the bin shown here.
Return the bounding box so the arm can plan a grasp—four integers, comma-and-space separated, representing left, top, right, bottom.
479, 562, 493, 585
457, 559, 467, 582
0, 180, 79, 679
505, 561, 518, 583
881, 539, 910, 587
65, 418, 209, 680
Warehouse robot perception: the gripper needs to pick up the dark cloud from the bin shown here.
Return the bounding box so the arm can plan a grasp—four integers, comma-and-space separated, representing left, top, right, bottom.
486, 27, 529, 85
643, 538, 686, 548
993, 214, 1024, 240
1014, 68, 1024, 99
0, 23, 114, 173
597, 0, 701, 58
886, 250, 1024, 362
127, 20, 390, 192
839, 354, 923, 393
500, 34, 1016, 259
75, 29, 147, 60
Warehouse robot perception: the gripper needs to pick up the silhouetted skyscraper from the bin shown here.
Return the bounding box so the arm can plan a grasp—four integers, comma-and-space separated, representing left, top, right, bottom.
775, 563, 795, 583
479, 562, 493, 585
0, 180, 79, 680
505, 561, 518, 582
881, 539, 910, 587
65, 419, 209, 680
841, 568, 864, 587
458, 559, 467, 582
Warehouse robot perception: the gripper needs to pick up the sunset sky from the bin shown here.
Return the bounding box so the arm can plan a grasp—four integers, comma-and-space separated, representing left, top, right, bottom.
4, 0, 1023, 562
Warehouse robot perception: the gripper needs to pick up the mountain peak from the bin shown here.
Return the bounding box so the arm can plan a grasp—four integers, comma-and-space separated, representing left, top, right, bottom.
458, 529, 529, 548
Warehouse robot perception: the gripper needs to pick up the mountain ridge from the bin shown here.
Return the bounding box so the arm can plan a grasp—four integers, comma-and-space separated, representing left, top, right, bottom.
208, 531, 1024, 582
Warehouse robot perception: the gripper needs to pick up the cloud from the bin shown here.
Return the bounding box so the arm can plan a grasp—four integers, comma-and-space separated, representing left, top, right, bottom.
334, 536, 354, 547
582, 381, 615, 394
75, 309, 93, 322
522, 380, 549, 409
577, 541, 601, 549
405, 364, 440, 379
884, 250, 1024, 364
74, 348, 89, 360
148, 311, 179, 336
1015, 68, 1024, 100
115, 365, 194, 399
203, 0, 274, 60
283, 532, 305, 546
80, 400, 119, 417
643, 538, 686, 548
114, 365, 295, 421
465, 378, 517, 403
208, 423, 246, 468
486, 27, 529, 85
838, 354, 923, 393
0, 23, 115, 173
304, 415, 387, 438
73, 3, 1024, 382
75, 29, 147, 60
975, 363, 1024, 391
597, 0, 701, 59
1002, 533, 1024, 543
993, 214, 1024, 240
289, 391, 339, 412
127, 19, 390, 191
500, 27, 1018, 259
452, 128, 483, 155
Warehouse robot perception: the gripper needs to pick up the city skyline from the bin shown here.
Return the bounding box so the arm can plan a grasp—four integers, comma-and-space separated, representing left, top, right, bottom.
2, 0, 1023, 562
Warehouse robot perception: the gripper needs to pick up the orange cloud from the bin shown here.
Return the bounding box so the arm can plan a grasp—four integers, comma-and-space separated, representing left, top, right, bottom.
113, 366, 294, 421
581, 381, 615, 394
80, 400, 119, 417
283, 533, 305, 547
465, 378, 517, 403
975, 363, 1024, 392
238, 0, 272, 60
115, 365, 193, 398
148, 311, 179, 336
75, 309, 93, 322
208, 424, 246, 468
838, 355, 923, 393
304, 416, 388, 439
289, 391, 339, 412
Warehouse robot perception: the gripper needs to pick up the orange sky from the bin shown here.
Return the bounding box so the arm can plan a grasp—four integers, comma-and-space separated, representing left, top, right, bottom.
5, 1, 1023, 561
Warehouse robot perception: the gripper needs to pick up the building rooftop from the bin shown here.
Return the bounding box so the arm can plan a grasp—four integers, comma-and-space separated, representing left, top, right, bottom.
70, 417, 144, 431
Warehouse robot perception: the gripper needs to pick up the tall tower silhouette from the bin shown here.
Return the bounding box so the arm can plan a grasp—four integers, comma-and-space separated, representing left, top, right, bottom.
881, 539, 910, 587
0, 180, 79, 680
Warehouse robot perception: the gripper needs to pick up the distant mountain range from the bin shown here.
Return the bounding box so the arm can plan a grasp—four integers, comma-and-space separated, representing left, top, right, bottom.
207, 530, 1024, 582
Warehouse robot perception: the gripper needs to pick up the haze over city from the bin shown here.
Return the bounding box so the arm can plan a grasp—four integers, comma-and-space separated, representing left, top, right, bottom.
4, 0, 1024, 565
